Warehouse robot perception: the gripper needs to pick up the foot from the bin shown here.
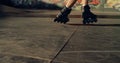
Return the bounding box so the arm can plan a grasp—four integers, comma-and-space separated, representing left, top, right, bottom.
54, 7, 72, 24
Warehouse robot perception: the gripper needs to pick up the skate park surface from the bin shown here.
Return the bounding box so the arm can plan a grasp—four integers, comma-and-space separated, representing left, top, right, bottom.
0, 5, 120, 63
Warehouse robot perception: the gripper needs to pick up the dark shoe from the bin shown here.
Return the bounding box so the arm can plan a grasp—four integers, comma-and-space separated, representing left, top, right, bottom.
82, 5, 97, 24
54, 7, 72, 24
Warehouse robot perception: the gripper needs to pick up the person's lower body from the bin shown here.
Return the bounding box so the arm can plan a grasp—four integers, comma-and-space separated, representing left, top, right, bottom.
54, 0, 97, 24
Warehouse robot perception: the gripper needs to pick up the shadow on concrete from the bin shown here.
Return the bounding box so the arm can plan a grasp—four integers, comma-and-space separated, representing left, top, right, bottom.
0, 0, 62, 10
16, 1, 63, 10
0, 5, 7, 19
67, 23, 120, 27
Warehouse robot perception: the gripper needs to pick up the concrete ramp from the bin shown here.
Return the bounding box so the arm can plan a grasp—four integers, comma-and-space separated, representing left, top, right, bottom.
0, 17, 77, 63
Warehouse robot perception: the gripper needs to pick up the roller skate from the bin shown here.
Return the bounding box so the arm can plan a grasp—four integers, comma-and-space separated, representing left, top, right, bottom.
54, 7, 72, 24
82, 5, 97, 24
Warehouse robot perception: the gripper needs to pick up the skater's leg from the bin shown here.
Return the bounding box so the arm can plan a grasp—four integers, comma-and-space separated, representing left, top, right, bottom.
82, 0, 97, 24
81, 0, 88, 6
66, 0, 77, 8
54, 0, 77, 24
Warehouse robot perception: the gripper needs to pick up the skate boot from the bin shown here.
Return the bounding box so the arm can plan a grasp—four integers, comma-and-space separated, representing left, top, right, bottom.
82, 5, 97, 24
54, 7, 72, 24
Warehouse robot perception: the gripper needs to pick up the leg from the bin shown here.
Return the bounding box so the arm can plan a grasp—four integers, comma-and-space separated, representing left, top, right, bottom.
54, 0, 77, 24
82, 0, 97, 24
66, 0, 77, 8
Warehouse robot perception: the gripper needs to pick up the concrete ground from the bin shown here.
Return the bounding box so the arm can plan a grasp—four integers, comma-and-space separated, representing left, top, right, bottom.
53, 18, 120, 63
0, 5, 120, 63
0, 17, 76, 63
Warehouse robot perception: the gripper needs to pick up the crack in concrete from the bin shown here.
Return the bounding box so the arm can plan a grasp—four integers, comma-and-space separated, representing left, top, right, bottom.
0, 52, 51, 62
50, 26, 79, 63
61, 51, 120, 54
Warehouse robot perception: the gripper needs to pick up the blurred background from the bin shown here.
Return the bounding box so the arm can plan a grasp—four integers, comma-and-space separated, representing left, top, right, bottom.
0, 0, 120, 18
0, 0, 120, 11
